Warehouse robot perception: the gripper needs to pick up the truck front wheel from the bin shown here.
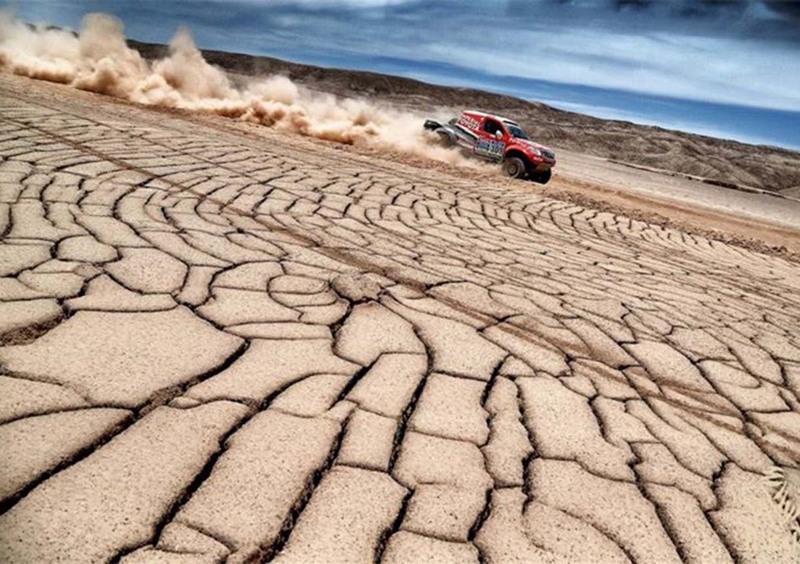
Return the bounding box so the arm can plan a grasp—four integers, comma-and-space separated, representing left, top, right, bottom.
530, 169, 552, 184
502, 157, 527, 179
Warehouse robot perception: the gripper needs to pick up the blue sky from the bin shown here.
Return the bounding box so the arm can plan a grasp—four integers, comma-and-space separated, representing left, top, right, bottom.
6, 0, 800, 149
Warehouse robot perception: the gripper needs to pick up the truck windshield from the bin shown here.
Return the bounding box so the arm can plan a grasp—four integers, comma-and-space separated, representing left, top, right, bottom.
506, 125, 530, 140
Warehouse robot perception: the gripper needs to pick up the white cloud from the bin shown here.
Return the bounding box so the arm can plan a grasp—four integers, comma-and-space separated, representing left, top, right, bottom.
356, 25, 800, 111
244, 0, 413, 6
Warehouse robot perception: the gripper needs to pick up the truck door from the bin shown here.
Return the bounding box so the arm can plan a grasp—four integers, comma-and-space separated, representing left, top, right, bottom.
476, 117, 507, 160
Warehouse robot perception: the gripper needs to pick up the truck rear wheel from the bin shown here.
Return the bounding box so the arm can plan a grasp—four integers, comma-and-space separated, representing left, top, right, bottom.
530, 169, 552, 184
434, 128, 455, 147
502, 157, 527, 179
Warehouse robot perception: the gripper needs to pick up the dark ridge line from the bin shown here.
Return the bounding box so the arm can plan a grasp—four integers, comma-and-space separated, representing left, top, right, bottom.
647, 390, 738, 446
100, 267, 176, 299
253, 370, 354, 420
0, 295, 76, 305
137, 339, 250, 417
223, 234, 285, 259
486, 373, 532, 489
0, 411, 135, 516
112, 545, 210, 560
58, 268, 116, 313
173, 251, 194, 293
400, 426, 488, 448
624, 366, 667, 398
63, 304, 180, 316
374, 488, 413, 564
468, 488, 493, 545
588, 396, 613, 447
168, 396, 256, 411
333, 461, 394, 477
703, 462, 744, 563
336, 357, 378, 404
467, 357, 508, 560
0, 206, 12, 239
348, 402, 397, 421
625, 401, 721, 485
389, 524, 477, 548
481, 355, 510, 407
630, 460, 690, 563
428, 369, 493, 385
0, 403, 126, 427
267, 400, 355, 421
202, 256, 273, 292
516, 378, 539, 513
259, 413, 352, 563
0, 313, 64, 346
679, 406, 789, 475
494, 484, 522, 491
546, 499, 640, 564
182, 299, 242, 334
0, 369, 93, 403
632, 380, 783, 456
538, 451, 641, 486
387, 328, 433, 474
626, 442, 723, 506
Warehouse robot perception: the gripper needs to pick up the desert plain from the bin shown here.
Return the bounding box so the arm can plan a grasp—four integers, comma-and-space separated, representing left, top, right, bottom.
0, 56, 799, 564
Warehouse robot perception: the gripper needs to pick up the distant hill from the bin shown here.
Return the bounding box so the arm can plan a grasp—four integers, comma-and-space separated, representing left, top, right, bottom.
129, 39, 800, 196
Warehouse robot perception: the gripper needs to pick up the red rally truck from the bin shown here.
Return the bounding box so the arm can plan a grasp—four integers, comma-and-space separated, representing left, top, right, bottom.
424, 110, 556, 184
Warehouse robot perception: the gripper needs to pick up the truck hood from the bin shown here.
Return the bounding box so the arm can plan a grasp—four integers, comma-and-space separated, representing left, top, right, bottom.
512, 138, 554, 154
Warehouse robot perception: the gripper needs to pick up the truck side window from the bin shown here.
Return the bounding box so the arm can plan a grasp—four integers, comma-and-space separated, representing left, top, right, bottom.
483, 119, 501, 135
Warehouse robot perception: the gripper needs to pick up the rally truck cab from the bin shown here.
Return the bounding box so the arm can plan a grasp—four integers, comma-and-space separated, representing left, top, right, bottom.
424, 111, 556, 184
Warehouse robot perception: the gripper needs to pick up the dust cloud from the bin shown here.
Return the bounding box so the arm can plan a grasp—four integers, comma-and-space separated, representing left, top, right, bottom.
0, 11, 480, 167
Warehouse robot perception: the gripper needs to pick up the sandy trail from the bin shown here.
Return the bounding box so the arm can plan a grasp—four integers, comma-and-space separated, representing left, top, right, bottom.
1, 73, 799, 563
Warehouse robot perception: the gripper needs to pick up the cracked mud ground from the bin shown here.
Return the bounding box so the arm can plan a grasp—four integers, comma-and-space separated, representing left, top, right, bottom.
0, 74, 799, 564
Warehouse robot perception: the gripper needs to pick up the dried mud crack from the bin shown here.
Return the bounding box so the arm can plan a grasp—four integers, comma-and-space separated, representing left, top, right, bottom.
0, 73, 799, 563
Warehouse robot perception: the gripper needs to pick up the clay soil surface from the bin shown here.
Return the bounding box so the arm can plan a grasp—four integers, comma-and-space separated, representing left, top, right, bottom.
1, 73, 800, 563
